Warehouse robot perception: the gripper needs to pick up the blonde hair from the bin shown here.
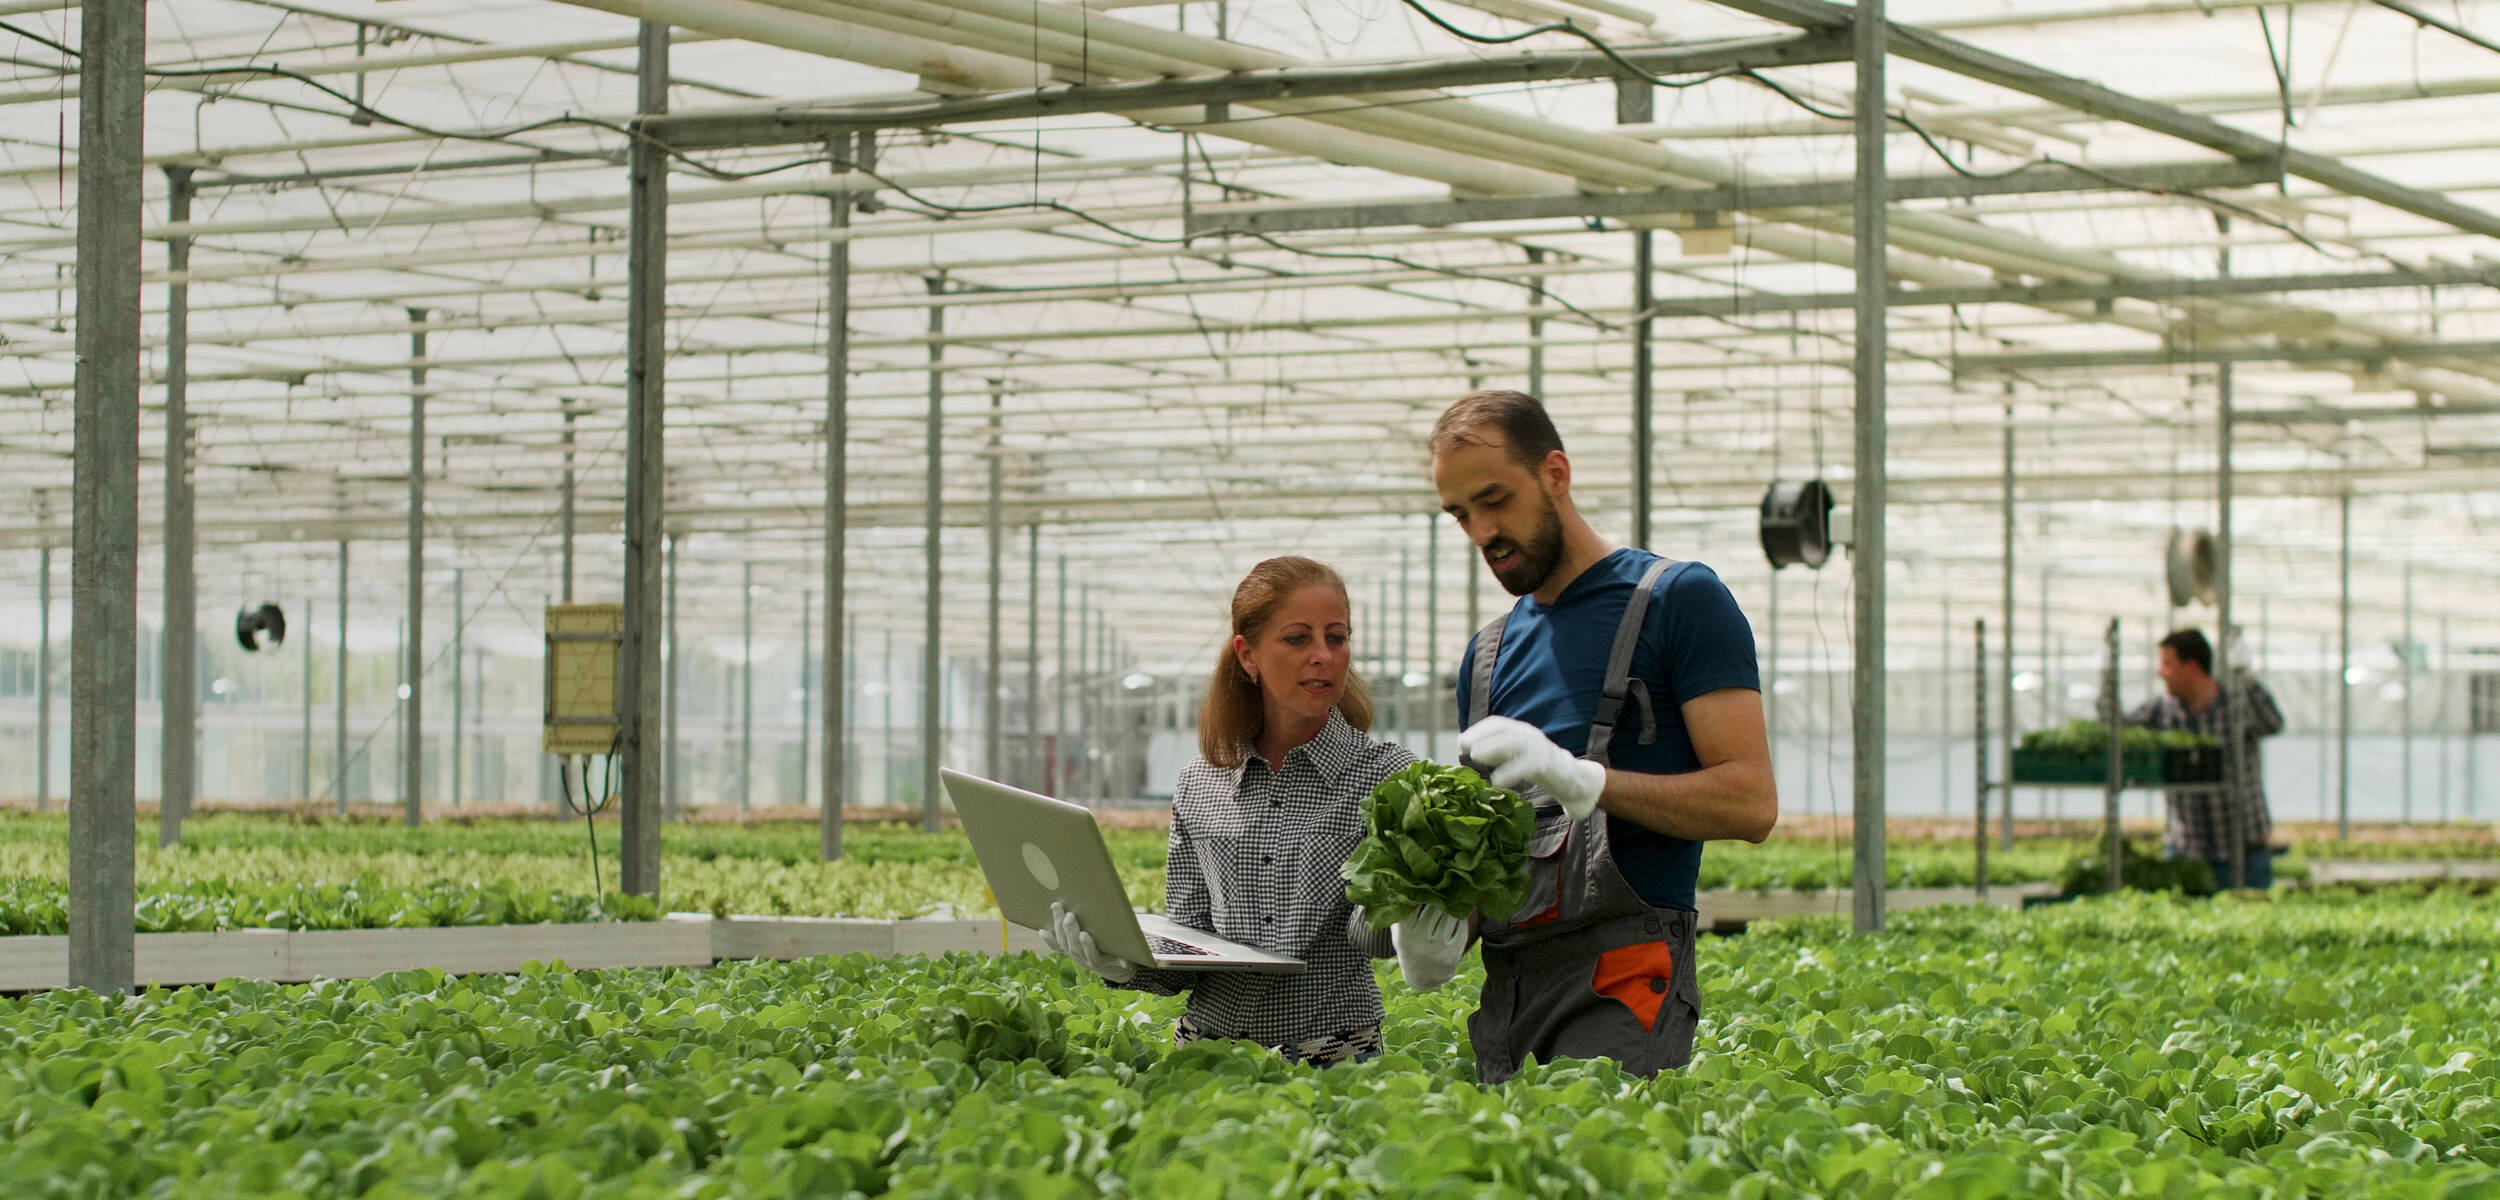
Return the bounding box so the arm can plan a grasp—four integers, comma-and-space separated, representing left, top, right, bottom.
1198, 556, 1374, 767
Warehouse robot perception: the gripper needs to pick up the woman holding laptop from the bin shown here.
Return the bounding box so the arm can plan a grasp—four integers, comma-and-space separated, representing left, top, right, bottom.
1040, 555, 1459, 1065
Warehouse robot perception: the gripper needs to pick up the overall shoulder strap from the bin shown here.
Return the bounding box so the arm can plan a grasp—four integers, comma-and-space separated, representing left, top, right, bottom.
1465, 610, 1510, 729
1584, 558, 1676, 767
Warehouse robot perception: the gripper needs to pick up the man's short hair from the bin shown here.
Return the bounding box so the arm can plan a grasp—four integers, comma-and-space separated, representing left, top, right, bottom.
1430, 390, 1565, 472
2161, 628, 2213, 675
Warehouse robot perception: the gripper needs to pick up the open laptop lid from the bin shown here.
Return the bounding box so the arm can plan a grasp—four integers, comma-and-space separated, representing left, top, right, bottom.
941, 769, 1163, 966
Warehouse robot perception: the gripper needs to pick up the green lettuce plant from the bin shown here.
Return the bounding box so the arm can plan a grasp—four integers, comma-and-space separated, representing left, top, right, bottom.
1342, 761, 1536, 929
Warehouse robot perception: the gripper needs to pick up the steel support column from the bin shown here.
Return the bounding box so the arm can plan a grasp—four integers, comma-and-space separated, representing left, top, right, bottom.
1999, 391, 2016, 851
301, 597, 313, 802
618, 20, 669, 895
560, 401, 576, 602
740, 560, 753, 812
1973, 617, 1989, 899
2402, 563, 2414, 823
69, 0, 144, 995
821, 140, 853, 860
404, 313, 428, 827
800, 587, 813, 806
2338, 491, 2352, 841
36, 544, 50, 813
922, 275, 946, 832
1525, 246, 1546, 398
1427, 514, 1441, 761
335, 540, 348, 813
1055, 555, 1068, 795
1026, 523, 1040, 790
985, 380, 1004, 779
452, 567, 465, 808
1849, 0, 1889, 935
666, 532, 680, 819
2215, 222, 2245, 886
159, 165, 196, 848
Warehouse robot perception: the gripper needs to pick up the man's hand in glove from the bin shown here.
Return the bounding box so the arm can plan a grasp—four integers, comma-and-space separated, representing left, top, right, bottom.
1038, 900, 1137, 983
1459, 715, 1606, 821
1391, 906, 1471, 992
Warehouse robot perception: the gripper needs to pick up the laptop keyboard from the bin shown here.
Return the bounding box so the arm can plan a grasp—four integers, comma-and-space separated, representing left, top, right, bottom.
1147, 934, 1212, 957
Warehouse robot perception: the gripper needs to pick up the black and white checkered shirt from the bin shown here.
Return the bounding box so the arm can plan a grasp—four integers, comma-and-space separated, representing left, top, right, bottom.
2126, 675, 2286, 859
1121, 708, 1412, 1060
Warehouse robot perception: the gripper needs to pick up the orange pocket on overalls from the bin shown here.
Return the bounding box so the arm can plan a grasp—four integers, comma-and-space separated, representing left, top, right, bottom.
1592, 940, 1678, 1033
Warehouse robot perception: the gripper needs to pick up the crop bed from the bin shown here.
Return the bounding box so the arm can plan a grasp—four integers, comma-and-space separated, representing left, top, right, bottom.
3, 888, 2494, 1197
3, 813, 2494, 934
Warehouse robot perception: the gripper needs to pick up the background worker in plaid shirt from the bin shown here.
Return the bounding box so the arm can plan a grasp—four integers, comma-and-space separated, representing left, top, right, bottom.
2126, 628, 2286, 889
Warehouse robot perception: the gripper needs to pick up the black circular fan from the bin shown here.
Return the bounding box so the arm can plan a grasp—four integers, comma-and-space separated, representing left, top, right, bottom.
235, 603, 287, 652
1759, 479, 1835, 571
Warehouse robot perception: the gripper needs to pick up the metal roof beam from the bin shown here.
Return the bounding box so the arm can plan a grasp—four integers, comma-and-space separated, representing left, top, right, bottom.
1713, 0, 2500, 240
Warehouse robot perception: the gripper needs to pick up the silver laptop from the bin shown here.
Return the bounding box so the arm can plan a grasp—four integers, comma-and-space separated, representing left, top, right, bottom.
942, 769, 1302, 974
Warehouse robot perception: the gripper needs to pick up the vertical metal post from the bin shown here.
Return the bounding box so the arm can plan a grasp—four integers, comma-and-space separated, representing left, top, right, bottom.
666, 533, 682, 819
560, 401, 577, 603
1940, 597, 1952, 817
1766, 571, 1780, 785
2401, 562, 2414, 824
36, 544, 50, 813
1999, 388, 2016, 851
1078, 582, 1091, 797
69, 0, 142, 992
159, 165, 196, 848
800, 587, 814, 809
301, 597, 314, 802
451, 567, 464, 808
882, 625, 896, 808
2100, 618, 2123, 894
1055, 554, 1068, 795
1973, 617, 1989, 899
1026, 523, 1040, 790
618, 20, 669, 895
1398, 544, 1411, 743
1618, 76, 1655, 552
1525, 247, 1547, 398
821, 148, 851, 859
335, 540, 349, 813
740, 560, 754, 812
1849, 0, 1889, 935
922, 275, 946, 832
2338, 491, 2352, 841
393, 618, 404, 804
1427, 513, 1441, 761
404, 312, 428, 827
985, 380, 1004, 779
2439, 614, 2450, 821
1466, 536, 1482, 636
2215, 223, 2246, 888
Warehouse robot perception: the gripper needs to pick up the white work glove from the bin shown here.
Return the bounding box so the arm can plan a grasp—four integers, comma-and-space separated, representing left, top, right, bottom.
1037, 900, 1136, 983
1391, 906, 1470, 992
1460, 715, 1606, 821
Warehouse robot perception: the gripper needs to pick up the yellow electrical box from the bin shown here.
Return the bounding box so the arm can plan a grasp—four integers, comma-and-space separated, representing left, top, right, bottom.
543, 603, 624, 755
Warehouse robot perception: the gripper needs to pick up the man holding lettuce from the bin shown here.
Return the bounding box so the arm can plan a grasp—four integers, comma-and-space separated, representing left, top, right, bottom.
1420, 389, 1778, 1083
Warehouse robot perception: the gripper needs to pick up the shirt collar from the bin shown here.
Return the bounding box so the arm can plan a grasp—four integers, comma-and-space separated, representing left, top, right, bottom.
1236, 708, 1364, 785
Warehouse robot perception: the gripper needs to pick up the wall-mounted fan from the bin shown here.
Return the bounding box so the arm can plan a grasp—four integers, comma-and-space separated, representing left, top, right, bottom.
235, 603, 287, 652
1759, 479, 1835, 570
2164, 528, 2218, 608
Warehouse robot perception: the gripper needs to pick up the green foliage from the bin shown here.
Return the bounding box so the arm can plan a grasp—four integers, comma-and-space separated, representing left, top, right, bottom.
1342, 762, 1536, 928
0, 876, 656, 935
2019, 719, 2215, 755
2, 889, 2498, 1196
2056, 841, 2221, 898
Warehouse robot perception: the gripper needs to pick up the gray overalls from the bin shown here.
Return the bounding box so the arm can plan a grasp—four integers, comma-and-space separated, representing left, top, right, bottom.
1463, 558, 1702, 1085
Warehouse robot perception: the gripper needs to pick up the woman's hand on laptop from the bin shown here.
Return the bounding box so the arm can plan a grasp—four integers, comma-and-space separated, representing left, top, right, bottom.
1041, 900, 1138, 983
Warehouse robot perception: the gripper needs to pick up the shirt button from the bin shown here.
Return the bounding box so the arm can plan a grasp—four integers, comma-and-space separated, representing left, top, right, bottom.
1263, 915, 1274, 924
1269, 800, 1283, 809
1262, 854, 1274, 865
1648, 977, 1667, 994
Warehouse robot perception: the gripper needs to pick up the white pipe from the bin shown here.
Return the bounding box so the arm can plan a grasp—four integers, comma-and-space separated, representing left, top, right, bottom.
563, 0, 1037, 89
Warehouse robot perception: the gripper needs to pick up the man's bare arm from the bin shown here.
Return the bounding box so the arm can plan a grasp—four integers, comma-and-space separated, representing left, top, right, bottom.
1594, 687, 1778, 843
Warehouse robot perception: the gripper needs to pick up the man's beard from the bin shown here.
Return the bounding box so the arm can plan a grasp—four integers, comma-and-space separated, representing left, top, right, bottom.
1485, 497, 1566, 596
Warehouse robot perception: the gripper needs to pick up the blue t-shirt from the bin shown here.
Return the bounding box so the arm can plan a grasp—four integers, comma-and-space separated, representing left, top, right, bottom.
1453, 549, 1760, 912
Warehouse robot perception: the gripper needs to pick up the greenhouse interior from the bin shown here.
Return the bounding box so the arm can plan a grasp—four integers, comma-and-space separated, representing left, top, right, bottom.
3, 0, 2499, 1193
